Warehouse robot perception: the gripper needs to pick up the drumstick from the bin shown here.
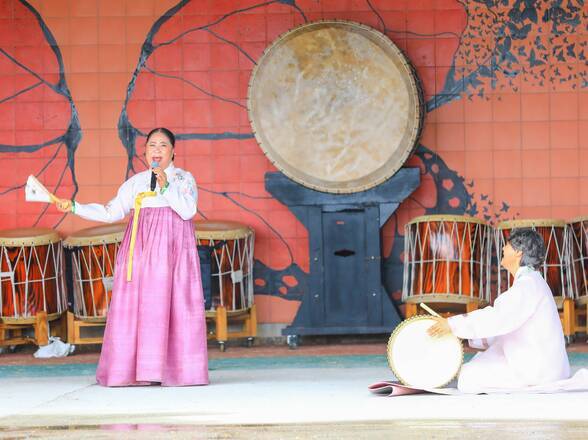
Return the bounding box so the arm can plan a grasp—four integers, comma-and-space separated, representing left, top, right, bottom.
420, 303, 441, 318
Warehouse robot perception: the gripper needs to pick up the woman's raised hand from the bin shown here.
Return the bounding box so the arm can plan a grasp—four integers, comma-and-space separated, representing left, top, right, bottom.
55, 198, 72, 213
152, 166, 168, 190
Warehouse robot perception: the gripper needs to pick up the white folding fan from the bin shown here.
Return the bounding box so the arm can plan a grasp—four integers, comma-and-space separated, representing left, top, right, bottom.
25, 175, 58, 204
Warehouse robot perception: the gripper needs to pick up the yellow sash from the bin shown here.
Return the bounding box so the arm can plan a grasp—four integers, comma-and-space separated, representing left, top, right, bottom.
126, 191, 157, 281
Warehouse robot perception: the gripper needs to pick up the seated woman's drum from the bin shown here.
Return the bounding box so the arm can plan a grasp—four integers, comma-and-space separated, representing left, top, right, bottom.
496, 219, 572, 300
402, 215, 492, 306
194, 221, 254, 311
568, 216, 588, 301
0, 228, 66, 319
63, 224, 126, 319
387, 316, 463, 388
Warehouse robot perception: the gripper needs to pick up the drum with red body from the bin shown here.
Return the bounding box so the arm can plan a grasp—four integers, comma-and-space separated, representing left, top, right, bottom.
569, 216, 588, 303
402, 215, 492, 307
0, 228, 66, 319
194, 221, 254, 311
63, 224, 126, 319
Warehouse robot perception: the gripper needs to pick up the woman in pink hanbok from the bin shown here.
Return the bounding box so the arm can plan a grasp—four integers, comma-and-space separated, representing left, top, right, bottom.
429, 228, 570, 393
57, 128, 208, 387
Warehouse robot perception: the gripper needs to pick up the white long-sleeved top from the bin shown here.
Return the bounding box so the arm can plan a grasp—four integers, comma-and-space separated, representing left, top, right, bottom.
448, 266, 570, 387
74, 164, 198, 223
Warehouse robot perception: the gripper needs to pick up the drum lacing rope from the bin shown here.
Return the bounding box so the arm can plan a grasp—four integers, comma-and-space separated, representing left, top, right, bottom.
126, 191, 156, 282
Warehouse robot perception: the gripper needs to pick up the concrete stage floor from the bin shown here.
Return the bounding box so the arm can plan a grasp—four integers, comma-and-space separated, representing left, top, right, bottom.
1, 342, 588, 439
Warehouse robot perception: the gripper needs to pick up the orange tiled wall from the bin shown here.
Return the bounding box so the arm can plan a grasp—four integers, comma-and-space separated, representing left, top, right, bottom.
0, 0, 586, 325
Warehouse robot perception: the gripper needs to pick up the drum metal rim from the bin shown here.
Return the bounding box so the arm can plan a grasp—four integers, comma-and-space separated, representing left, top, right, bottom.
194, 220, 253, 240
406, 214, 489, 226
63, 223, 127, 248
387, 315, 463, 388
247, 19, 424, 194
497, 218, 567, 229
0, 228, 61, 246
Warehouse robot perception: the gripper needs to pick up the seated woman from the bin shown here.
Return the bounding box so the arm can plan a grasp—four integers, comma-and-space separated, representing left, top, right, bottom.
429, 228, 570, 392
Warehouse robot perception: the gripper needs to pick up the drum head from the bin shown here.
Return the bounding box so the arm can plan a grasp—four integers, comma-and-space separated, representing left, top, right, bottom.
63, 223, 127, 247
407, 214, 489, 226
387, 316, 463, 388
497, 218, 566, 229
570, 216, 588, 224
248, 20, 423, 193
0, 228, 60, 246
194, 220, 253, 240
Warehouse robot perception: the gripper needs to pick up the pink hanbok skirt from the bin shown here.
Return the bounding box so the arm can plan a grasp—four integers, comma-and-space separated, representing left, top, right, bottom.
96, 207, 209, 386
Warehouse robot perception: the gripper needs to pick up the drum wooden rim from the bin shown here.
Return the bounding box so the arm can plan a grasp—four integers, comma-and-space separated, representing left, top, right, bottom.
63, 223, 127, 247
497, 219, 567, 229
387, 315, 463, 388
0, 228, 61, 246
404, 294, 486, 305
576, 296, 588, 306
248, 20, 424, 194
1, 312, 63, 324
407, 214, 489, 226
194, 220, 253, 240
552, 295, 567, 309
73, 315, 107, 323
205, 308, 254, 318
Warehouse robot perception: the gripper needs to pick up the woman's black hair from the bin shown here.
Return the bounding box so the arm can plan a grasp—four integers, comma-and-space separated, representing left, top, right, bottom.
146, 127, 175, 147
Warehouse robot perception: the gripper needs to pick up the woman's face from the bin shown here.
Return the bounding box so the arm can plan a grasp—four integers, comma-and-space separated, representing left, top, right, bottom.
146, 132, 174, 170
501, 242, 522, 271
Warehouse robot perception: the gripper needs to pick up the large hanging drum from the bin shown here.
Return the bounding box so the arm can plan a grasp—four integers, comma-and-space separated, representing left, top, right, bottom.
496, 219, 572, 301
248, 20, 423, 193
0, 228, 66, 320
63, 224, 127, 319
402, 215, 492, 306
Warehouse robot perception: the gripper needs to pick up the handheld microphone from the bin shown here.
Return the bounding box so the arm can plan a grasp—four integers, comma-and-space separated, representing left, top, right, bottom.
150, 161, 159, 191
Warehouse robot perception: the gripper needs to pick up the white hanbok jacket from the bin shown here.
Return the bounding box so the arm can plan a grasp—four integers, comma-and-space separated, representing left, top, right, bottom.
448, 266, 570, 392
73, 164, 198, 222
